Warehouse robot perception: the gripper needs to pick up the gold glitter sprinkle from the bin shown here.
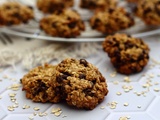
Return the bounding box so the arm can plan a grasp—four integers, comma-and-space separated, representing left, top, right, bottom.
110, 71, 117, 77
51, 107, 62, 117
33, 107, 40, 111
8, 106, 14, 111
0, 79, 2, 82
124, 77, 131, 83
3, 75, 8, 79
100, 106, 105, 109
0, 96, 2, 99
22, 104, 30, 109
113, 81, 119, 85
116, 92, 122, 96
119, 116, 130, 120
28, 116, 34, 120
107, 101, 118, 109
124, 103, 129, 107
154, 88, 160, 92
137, 105, 141, 108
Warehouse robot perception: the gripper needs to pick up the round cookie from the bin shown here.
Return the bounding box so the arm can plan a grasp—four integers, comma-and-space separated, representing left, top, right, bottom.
37, 0, 74, 14
80, 0, 117, 11
0, 2, 34, 26
55, 58, 108, 110
134, 0, 160, 25
40, 9, 85, 38
21, 64, 62, 103
90, 7, 135, 34
102, 33, 150, 75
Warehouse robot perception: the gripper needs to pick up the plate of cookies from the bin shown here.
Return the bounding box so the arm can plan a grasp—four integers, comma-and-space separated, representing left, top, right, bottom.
0, 0, 160, 42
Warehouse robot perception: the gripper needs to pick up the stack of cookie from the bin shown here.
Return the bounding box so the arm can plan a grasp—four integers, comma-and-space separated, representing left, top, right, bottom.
21, 58, 108, 110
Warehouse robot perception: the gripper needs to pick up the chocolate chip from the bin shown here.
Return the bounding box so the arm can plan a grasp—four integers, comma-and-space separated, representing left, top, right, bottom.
27, 6, 33, 10
79, 74, 86, 79
68, 21, 77, 28
56, 75, 65, 83
83, 88, 95, 97
108, 8, 114, 14
80, 59, 88, 67
144, 7, 152, 14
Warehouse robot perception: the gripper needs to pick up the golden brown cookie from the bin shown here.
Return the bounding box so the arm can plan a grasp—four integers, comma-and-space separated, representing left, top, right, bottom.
0, 2, 34, 26
37, 0, 74, 14
80, 0, 117, 11
90, 7, 135, 34
134, 0, 160, 25
55, 58, 108, 110
102, 33, 150, 75
40, 9, 85, 38
126, 0, 139, 3
21, 64, 62, 103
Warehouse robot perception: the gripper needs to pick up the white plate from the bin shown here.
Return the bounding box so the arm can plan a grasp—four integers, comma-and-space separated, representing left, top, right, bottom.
0, 0, 160, 42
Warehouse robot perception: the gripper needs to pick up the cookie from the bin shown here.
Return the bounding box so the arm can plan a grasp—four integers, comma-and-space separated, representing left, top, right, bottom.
102, 33, 150, 75
37, 0, 74, 14
40, 9, 85, 38
21, 64, 62, 103
90, 7, 135, 34
0, 2, 34, 26
80, 0, 117, 11
55, 58, 108, 110
134, 0, 160, 25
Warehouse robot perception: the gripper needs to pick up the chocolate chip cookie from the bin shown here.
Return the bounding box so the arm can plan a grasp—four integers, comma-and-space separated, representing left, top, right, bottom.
55, 58, 108, 110
102, 33, 150, 75
21, 64, 62, 103
37, 0, 74, 14
0, 2, 34, 26
134, 0, 160, 25
40, 9, 85, 38
90, 7, 135, 34
80, 0, 117, 11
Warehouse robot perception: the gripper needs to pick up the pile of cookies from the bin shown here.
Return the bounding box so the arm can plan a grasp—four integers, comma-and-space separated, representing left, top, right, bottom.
21, 58, 108, 110
1, 0, 159, 38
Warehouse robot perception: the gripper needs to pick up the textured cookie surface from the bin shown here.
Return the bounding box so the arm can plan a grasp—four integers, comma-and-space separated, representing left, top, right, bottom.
55, 58, 108, 110
37, 0, 74, 13
90, 7, 135, 34
21, 64, 61, 103
134, 0, 160, 25
80, 0, 117, 11
103, 33, 150, 75
40, 9, 85, 38
0, 2, 34, 26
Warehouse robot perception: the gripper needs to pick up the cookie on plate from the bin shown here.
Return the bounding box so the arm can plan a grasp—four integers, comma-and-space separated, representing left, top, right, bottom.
90, 7, 135, 34
37, 0, 74, 14
21, 64, 62, 103
102, 33, 150, 75
134, 0, 160, 25
0, 2, 34, 26
55, 58, 108, 110
80, 0, 117, 11
40, 9, 85, 38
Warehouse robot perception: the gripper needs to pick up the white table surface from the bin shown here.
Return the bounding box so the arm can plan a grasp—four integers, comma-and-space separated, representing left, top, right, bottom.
0, 34, 160, 120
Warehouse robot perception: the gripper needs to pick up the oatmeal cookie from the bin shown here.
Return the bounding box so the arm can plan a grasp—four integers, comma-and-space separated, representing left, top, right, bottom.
80, 0, 117, 11
0, 2, 34, 26
90, 7, 135, 34
55, 58, 108, 110
102, 34, 150, 75
21, 64, 62, 103
134, 0, 160, 25
40, 9, 85, 38
37, 0, 74, 14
